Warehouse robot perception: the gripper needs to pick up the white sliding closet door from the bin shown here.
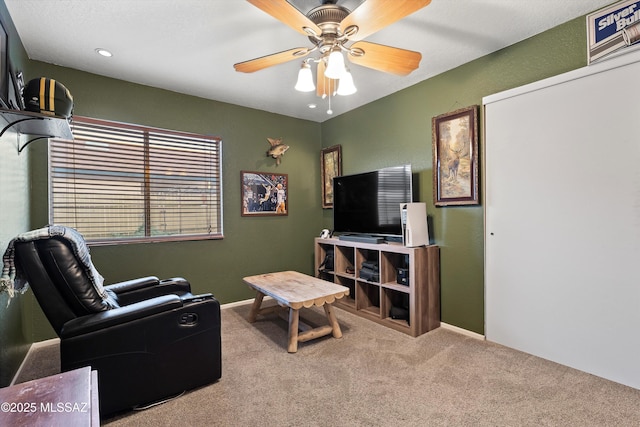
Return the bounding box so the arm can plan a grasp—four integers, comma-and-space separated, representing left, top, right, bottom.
484, 49, 640, 389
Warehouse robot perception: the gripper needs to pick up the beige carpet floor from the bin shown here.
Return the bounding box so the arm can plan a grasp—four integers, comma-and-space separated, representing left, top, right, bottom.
15, 302, 640, 426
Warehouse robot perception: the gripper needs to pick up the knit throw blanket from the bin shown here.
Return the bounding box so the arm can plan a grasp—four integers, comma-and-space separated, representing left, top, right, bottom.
1, 225, 106, 306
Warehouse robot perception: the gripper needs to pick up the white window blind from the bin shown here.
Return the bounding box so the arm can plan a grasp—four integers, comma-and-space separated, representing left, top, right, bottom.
49, 116, 223, 244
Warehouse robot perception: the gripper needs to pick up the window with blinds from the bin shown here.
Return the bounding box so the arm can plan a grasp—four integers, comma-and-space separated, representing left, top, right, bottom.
49, 117, 223, 244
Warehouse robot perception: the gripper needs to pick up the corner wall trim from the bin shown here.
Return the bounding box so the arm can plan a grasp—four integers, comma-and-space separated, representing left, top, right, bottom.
440, 322, 485, 340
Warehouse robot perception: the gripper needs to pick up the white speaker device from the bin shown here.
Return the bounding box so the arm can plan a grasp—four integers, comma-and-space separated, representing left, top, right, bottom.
400, 203, 429, 247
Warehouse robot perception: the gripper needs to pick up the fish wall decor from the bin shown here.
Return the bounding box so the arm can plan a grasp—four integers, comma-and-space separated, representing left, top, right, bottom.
266, 137, 289, 165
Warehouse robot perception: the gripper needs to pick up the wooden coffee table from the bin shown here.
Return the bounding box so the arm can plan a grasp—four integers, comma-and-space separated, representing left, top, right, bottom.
243, 271, 350, 353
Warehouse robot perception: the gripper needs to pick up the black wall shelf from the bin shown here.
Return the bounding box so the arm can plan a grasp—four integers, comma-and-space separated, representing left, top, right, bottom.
0, 108, 73, 153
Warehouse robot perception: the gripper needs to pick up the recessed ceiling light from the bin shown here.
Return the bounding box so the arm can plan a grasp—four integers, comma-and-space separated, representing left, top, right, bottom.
95, 48, 113, 57
308, 103, 317, 109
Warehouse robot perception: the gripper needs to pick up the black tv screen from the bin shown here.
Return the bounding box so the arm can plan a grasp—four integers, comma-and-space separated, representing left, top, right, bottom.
333, 165, 412, 237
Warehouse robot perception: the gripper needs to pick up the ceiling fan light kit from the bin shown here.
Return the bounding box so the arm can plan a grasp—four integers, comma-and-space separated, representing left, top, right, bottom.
235, 0, 431, 104
324, 49, 347, 79
295, 61, 316, 92
336, 69, 357, 96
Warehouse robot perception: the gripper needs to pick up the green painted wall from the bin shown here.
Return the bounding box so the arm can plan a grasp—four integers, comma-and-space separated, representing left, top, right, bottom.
25, 63, 322, 342
320, 17, 589, 333
0, 1, 34, 386
0, 0, 599, 386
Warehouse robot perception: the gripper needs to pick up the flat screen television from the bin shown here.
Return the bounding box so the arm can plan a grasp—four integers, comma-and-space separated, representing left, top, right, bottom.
333, 165, 412, 237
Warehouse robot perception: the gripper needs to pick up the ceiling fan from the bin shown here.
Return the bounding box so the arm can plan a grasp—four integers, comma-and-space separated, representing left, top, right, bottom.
234, 0, 431, 97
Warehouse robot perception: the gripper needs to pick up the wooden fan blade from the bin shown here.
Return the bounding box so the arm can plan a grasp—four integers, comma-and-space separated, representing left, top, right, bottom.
340, 0, 431, 41
234, 47, 310, 73
316, 60, 337, 97
247, 0, 321, 36
348, 41, 422, 76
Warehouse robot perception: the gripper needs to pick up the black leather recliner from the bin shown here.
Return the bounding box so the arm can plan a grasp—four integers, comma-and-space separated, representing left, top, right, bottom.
12, 229, 221, 416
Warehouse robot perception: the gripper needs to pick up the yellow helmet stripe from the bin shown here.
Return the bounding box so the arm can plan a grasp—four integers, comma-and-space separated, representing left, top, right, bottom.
49, 79, 56, 113
39, 78, 46, 111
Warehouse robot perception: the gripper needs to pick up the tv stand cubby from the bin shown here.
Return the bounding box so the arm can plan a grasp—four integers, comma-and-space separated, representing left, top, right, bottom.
314, 237, 440, 337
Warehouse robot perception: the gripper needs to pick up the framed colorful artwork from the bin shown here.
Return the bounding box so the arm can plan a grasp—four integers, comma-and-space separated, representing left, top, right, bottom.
241, 171, 288, 216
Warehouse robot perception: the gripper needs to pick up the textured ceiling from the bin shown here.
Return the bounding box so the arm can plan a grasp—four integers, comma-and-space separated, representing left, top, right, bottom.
5, 0, 614, 122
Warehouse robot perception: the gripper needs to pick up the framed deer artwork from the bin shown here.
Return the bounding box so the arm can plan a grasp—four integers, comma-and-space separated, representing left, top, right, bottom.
432, 105, 479, 206
320, 145, 341, 209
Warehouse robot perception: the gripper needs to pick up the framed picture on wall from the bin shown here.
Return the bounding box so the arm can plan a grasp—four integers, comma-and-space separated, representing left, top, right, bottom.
9, 68, 25, 110
0, 20, 9, 108
320, 145, 341, 209
432, 105, 479, 206
7, 67, 24, 110
241, 171, 288, 216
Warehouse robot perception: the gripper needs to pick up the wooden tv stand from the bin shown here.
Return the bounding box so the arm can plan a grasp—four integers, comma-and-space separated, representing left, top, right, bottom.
314, 237, 440, 337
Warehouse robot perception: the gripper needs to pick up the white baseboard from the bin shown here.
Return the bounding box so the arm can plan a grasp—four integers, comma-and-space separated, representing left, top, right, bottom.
10, 338, 60, 386
31, 337, 61, 348
220, 298, 254, 309
223, 299, 486, 342
222, 300, 486, 341
12, 299, 258, 385
221, 297, 272, 309
440, 322, 485, 340
11, 302, 482, 386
